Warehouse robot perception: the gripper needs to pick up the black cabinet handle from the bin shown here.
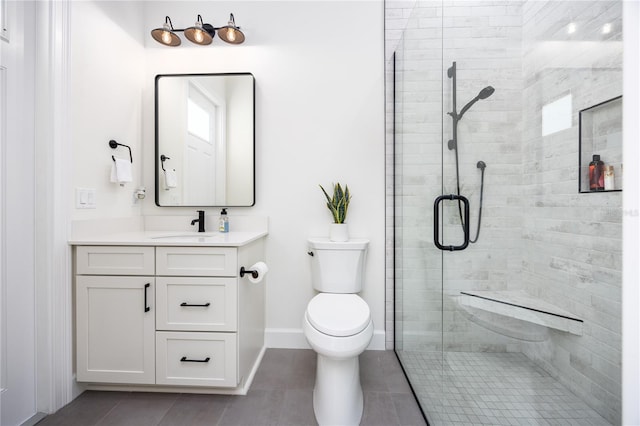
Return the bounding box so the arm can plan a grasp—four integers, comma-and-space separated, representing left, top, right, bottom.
144, 283, 151, 312
180, 302, 211, 307
180, 356, 210, 363
434, 194, 470, 251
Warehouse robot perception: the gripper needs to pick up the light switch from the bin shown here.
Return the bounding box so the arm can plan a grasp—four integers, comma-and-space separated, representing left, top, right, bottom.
76, 188, 96, 209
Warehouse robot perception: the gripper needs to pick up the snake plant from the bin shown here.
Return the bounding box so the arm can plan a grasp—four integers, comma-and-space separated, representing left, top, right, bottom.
319, 183, 351, 224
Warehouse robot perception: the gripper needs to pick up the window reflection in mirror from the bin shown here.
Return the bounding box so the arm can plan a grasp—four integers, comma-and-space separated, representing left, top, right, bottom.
155, 73, 255, 207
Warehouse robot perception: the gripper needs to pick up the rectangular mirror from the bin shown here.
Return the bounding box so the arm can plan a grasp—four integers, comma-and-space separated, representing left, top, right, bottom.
155, 73, 255, 206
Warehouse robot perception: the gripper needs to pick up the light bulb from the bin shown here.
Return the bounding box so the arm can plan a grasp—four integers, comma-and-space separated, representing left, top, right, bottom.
227, 28, 236, 42
161, 30, 172, 44
567, 22, 576, 34
194, 29, 204, 43
602, 23, 612, 34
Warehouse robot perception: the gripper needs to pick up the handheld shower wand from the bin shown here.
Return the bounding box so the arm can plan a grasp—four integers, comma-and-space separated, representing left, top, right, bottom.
446, 61, 494, 245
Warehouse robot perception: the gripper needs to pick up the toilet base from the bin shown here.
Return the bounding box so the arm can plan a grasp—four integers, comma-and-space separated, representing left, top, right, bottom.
312, 353, 363, 426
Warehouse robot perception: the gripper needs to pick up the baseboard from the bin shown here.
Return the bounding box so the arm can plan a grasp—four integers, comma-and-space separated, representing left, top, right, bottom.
21, 412, 47, 426
265, 328, 386, 350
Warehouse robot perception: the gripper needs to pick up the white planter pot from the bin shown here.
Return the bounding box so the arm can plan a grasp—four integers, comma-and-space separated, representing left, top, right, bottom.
329, 223, 349, 242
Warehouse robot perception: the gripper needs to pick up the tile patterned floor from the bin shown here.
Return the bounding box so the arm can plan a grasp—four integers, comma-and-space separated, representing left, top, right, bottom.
37, 349, 426, 426
396, 350, 612, 426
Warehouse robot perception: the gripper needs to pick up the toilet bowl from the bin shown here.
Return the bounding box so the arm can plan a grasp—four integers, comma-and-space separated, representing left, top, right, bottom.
303, 293, 373, 426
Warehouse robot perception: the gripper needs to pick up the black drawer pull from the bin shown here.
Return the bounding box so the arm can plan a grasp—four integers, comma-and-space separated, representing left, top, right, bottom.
180, 356, 210, 363
144, 283, 151, 312
180, 302, 211, 308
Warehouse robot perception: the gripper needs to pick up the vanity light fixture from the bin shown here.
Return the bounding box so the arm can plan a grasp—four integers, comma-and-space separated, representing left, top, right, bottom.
217, 14, 245, 45
184, 15, 214, 45
151, 14, 245, 47
151, 16, 181, 46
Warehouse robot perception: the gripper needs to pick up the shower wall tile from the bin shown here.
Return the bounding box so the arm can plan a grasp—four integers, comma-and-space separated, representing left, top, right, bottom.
520, 1, 622, 423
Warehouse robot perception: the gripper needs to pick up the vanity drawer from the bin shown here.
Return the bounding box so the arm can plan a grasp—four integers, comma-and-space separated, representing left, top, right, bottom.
76, 246, 155, 276
156, 331, 237, 387
156, 247, 237, 277
156, 277, 237, 332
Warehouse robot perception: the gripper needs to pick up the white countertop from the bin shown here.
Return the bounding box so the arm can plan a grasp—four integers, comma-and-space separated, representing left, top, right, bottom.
69, 230, 268, 247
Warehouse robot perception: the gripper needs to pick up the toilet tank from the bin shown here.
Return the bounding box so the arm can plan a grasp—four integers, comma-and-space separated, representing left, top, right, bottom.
308, 238, 369, 293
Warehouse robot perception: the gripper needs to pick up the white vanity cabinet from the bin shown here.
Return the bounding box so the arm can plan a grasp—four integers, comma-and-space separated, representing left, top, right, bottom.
74, 237, 265, 393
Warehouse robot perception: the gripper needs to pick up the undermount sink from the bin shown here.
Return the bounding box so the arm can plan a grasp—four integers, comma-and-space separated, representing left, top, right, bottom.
151, 233, 225, 241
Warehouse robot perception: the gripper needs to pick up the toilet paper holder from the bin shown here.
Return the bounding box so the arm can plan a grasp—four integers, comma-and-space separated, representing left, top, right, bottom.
239, 266, 259, 279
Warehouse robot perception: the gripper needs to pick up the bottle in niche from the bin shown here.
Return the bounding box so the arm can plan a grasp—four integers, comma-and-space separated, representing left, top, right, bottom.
589, 155, 605, 191
604, 165, 615, 191
219, 208, 229, 233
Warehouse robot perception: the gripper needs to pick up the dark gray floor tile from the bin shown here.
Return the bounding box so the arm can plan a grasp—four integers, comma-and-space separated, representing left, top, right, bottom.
360, 391, 402, 426
360, 351, 392, 392
158, 394, 232, 426
96, 392, 179, 426
288, 349, 316, 390
382, 353, 413, 394
250, 349, 297, 390
218, 389, 285, 426
37, 349, 422, 426
37, 391, 125, 426
392, 393, 427, 426
278, 389, 318, 426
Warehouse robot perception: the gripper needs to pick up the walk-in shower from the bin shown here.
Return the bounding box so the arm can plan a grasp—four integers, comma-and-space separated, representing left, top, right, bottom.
391, 1, 623, 425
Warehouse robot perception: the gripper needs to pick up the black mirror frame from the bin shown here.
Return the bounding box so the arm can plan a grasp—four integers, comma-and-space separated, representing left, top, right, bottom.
154, 72, 256, 207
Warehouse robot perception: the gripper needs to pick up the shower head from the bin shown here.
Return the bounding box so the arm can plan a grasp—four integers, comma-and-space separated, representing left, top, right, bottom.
458, 86, 495, 120
478, 86, 495, 99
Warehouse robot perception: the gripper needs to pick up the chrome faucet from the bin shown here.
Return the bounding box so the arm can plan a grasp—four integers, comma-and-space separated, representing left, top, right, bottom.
191, 210, 205, 232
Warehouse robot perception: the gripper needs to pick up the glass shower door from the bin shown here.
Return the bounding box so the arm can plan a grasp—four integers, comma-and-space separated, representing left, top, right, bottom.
394, 1, 622, 425
392, 1, 446, 420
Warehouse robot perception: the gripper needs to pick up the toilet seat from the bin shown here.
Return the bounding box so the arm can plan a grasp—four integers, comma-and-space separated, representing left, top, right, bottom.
306, 294, 370, 337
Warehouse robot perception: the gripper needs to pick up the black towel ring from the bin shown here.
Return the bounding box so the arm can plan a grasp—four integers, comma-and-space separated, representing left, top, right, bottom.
109, 140, 132, 163
160, 155, 171, 172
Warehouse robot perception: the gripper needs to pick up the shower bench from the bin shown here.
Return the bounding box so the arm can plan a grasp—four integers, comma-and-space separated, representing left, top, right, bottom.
459, 290, 583, 336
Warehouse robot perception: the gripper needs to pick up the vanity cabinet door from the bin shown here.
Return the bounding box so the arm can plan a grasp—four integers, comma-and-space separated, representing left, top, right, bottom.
76, 276, 155, 384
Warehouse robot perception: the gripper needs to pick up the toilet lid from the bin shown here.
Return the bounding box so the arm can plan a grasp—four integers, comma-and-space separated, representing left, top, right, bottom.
306, 294, 371, 337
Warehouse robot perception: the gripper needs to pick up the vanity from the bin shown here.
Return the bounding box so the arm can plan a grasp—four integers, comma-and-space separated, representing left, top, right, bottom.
68, 72, 261, 394
70, 228, 266, 394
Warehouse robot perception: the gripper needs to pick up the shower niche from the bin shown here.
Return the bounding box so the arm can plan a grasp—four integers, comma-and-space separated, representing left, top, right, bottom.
578, 96, 623, 193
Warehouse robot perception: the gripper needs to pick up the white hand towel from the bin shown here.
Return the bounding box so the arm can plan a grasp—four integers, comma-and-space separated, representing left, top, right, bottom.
164, 169, 178, 189
110, 157, 133, 185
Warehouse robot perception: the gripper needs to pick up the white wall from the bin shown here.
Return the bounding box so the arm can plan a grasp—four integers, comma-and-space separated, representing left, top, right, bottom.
0, 1, 37, 424
69, 1, 386, 348
622, 1, 640, 424
71, 1, 146, 219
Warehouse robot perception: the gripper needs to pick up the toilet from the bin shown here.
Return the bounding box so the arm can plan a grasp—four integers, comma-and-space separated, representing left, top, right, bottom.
303, 238, 373, 426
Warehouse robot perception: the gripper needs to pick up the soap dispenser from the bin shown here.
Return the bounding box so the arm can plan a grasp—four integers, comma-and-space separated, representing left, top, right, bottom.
589, 155, 605, 191
219, 208, 229, 233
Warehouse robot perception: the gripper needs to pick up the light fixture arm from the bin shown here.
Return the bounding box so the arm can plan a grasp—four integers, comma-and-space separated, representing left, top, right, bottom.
164, 16, 175, 30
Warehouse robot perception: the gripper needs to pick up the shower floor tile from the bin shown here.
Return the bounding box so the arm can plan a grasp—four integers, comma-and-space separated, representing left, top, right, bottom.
396, 351, 612, 426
